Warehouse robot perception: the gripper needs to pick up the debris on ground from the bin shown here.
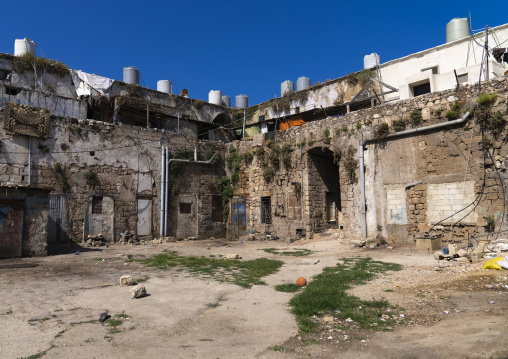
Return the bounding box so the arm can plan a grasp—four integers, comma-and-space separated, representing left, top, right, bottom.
86, 234, 109, 247
120, 275, 134, 286
119, 231, 139, 245
129, 284, 147, 299
99, 312, 110, 323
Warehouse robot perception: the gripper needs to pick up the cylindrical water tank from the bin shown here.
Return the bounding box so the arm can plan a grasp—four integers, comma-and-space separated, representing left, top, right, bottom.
281, 80, 294, 96
208, 90, 222, 105
364, 53, 381, 69
446, 18, 469, 43
123, 67, 139, 85
236, 94, 248, 109
296, 76, 311, 91
157, 80, 172, 94
14, 38, 36, 56
222, 95, 231, 107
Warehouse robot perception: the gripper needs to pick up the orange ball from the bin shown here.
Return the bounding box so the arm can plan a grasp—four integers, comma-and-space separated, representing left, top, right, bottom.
296, 277, 307, 287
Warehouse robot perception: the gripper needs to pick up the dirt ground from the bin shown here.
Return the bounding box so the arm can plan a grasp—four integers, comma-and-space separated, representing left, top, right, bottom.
1, 234, 508, 359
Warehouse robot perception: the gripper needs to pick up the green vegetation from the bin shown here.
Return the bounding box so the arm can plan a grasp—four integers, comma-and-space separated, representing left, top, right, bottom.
216, 176, 234, 222
392, 119, 406, 132
343, 145, 359, 184
477, 93, 497, 105
37, 143, 49, 154
308, 139, 316, 146
410, 109, 422, 126
324, 128, 332, 144
134, 276, 150, 283
480, 136, 493, 150
12, 52, 69, 76
268, 345, 284, 352
281, 143, 293, 169
261, 248, 312, 256
53, 163, 70, 191
275, 283, 301, 293
289, 257, 402, 333
141, 251, 283, 288
241, 151, 254, 165
84, 170, 98, 184
357, 68, 375, 86
356, 121, 362, 130
484, 215, 495, 232
168, 149, 194, 176
445, 110, 460, 121
374, 123, 390, 141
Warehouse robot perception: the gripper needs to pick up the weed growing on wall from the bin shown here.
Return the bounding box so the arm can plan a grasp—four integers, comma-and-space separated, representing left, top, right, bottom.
410, 109, 422, 126
168, 150, 194, 176
281, 143, 293, 169
12, 52, 69, 76
392, 119, 406, 132
374, 123, 390, 141
84, 171, 98, 184
53, 163, 70, 191
343, 145, 359, 184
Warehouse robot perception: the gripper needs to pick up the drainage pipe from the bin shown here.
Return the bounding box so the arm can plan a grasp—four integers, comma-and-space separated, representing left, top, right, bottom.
28, 137, 31, 186
164, 147, 169, 236
359, 111, 472, 239
160, 146, 166, 237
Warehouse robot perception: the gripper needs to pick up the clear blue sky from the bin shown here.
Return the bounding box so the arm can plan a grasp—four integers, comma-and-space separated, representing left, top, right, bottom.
1, 1, 506, 106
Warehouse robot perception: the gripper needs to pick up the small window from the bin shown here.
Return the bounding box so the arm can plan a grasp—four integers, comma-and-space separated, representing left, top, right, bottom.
180, 202, 191, 214
421, 66, 438, 75
261, 196, 272, 224
458, 73, 468, 83
412, 82, 431, 97
212, 195, 223, 222
92, 196, 103, 214
5, 86, 20, 96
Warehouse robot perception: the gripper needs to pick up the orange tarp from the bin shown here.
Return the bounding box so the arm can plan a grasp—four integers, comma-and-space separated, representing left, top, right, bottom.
279, 117, 306, 131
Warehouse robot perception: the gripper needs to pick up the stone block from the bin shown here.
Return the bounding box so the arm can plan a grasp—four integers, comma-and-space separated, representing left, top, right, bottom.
120, 275, 134, 286
226, 254, 239, 259
129, 285, 147, 299
416, 236, 442, 252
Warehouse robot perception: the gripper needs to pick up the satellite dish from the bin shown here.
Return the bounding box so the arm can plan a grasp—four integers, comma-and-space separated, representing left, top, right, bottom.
181, 89, 188, 97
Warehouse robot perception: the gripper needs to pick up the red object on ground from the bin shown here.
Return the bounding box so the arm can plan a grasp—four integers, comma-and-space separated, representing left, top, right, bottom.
296, 277, 307, 287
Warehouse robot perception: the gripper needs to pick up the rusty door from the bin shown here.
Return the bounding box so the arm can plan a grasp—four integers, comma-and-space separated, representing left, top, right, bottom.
231, 198, 246, 238
0, 200, 24, 258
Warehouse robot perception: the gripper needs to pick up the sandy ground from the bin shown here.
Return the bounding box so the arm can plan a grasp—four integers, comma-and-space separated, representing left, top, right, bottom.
0, 235, 507, 359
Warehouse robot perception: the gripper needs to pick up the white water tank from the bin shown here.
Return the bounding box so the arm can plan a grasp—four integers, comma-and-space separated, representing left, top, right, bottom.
123, 67, 139, 85
296, 76, 311, 91
209, 90, 222, 105
14, 38, 36, 56
281, 80, 294, 96
222, 95, 231, 107
364, 53, 380, 69
236, 94, 248, 109
157, 80, 172, 94
446, 18, 469, 43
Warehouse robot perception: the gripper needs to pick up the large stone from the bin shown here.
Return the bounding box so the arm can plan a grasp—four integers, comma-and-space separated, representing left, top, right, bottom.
129, 285, 147, 299
350, 240, 366, 247
226, 254, 239, 259
120, 275, 134, 286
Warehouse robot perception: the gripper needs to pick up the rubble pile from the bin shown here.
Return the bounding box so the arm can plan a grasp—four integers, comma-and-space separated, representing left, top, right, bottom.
119, 231, 139, 245
86, 234, 108, 247
434, 238, 508, 264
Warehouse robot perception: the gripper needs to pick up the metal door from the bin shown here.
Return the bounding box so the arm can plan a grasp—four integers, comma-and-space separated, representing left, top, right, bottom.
137, 198, 152, 236
231, 198, 246, 238
48, 195, 65, 243
0, 200, 24, 258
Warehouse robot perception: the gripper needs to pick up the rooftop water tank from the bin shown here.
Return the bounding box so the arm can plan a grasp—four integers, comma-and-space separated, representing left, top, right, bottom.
296, 77, 311, 91
364, 53, 380, 69
14, 38, 36, 56
446, 18, 469, 43
236, 94, 248, 109
222, 95, 231, 107
123, 67, 139, 85
157, 80, 172, 94
281, 80, 294, 96
209, 90, 222, 105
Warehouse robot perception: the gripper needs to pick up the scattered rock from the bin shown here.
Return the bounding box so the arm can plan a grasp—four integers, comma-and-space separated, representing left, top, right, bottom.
226, 254, 240, 259
129, 285, 147, 299
187, 237, 198, 241
120, 275, 134, 286
351, 240, 366, 247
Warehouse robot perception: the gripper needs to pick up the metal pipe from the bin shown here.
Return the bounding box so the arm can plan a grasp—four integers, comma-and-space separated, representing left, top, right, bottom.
242, 110, 246, 138
160, 146, 165, 237
164, 147, 169, 237
359, 111, 472, 239
28, 137, 31, 186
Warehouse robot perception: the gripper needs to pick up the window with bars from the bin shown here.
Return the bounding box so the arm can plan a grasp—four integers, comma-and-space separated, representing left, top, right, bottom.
261, 196, 272, 224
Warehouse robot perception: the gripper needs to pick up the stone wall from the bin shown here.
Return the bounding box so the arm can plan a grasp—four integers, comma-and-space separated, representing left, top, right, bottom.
232, 77, 508, 244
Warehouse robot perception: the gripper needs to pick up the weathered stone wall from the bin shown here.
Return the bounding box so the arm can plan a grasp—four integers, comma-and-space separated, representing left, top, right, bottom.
0, 112, 226, 243
232, 78, 508, 244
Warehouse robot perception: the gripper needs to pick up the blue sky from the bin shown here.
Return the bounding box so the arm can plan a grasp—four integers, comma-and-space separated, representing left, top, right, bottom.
1, 1, 506, 106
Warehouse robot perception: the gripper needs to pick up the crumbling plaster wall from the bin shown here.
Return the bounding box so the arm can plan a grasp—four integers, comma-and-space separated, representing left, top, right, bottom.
233, 77, 508, 244
0, 112, 226, 242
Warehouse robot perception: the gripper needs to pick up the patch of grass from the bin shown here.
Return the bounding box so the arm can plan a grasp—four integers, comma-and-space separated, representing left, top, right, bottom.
207, 295, 225, 308
374, 123, 390, 141
261, 248, 312, 256
268, 345, 284, 352
134, 275, 150, 283
275, 283, 300, 293
141, 251, 283, 288
115, 312, 130, 319
477, 93, 497, 105
384, 289, 394, 292
106, 318, 123, 327
410, 109, 422, 126
289, 257, 402, 333
6, 309, 13, 314
446, 110, 460, 121
92, 258, 103, 261
22, 350, 48, 359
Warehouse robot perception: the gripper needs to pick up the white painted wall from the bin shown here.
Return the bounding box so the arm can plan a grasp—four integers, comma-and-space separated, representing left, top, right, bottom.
379, 24, 508, 101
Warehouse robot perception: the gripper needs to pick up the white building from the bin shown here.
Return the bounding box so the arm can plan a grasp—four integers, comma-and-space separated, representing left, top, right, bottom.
379, 21, 508, 101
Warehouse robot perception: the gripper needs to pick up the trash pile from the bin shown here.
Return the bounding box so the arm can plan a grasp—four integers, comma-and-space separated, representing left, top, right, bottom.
434, 238, 508, 267
86, 234, 108, 247
119, 231, 140, 245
